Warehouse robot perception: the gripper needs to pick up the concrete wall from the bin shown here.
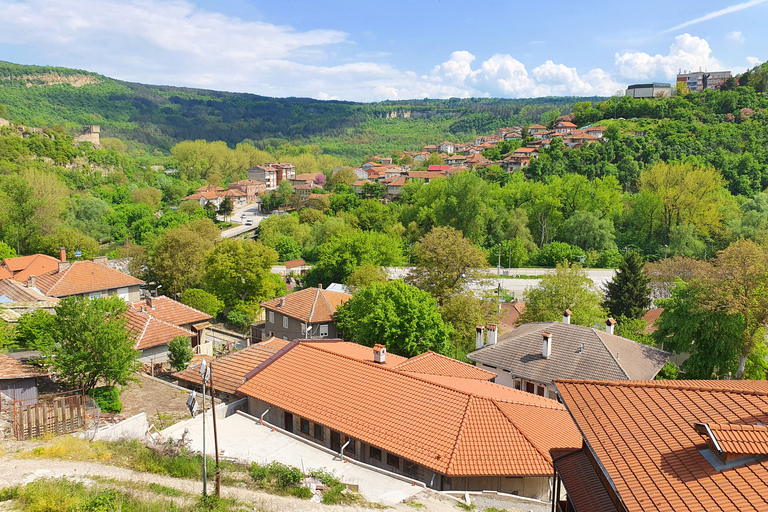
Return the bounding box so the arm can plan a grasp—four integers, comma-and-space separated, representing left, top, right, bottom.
478, 363, 555, 399
89, 412, 148, 442
447, 475, 549, 500
138, 345, 170, 364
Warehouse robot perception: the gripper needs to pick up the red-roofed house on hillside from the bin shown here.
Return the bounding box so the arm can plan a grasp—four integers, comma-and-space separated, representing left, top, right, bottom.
238, 340, 582, 497
1, 254, 61, 284
260, 285, 351, 340
130, 296, 213, 355
553, 379, 768, 512
27, 256, 144, 302
228, 179, 266, 203
125, 308, 196, 364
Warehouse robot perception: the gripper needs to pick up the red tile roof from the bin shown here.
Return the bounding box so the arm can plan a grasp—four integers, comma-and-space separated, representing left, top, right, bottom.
0, 279, 58, 303
130, 296, 212, 327
556, 379, 768, 512
34, 260, 144, 298
552, 448, 618, 512
301, 339, 408, 367
1, 254, 61, 283
0, 353, 49, 379
283, 259, 306, 270
499, 301, 525, 329
238, 341, 581, 477
703, 423, 768, 456
173, 337, 289, 395
261, 287, 351, 323
642, 308, 664, 333
125, 309, 194, 351
394, 351, 496, 381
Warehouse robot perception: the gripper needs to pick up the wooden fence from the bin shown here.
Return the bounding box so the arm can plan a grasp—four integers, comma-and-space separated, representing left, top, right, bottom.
13, 391, 85, 440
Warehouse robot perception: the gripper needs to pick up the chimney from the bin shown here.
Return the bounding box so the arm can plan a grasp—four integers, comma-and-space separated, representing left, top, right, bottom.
475, 325, 485, 350
26, 275, 35, 288
486, 324, 497, 345
59, 247, 66, 262
373, 344, 386, 364
280, 297, 286, 307
318, 284, 323, 290
563, 309, 571, 324
92, 256, 108, 265
58, 261, 70, 272
146, 296, 153, 309
141, 305, 148, 312
606, 318, 617, 335
542, 331, 552, 359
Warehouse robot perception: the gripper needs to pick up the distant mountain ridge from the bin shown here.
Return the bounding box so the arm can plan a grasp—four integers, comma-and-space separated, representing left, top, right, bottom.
0, 61, 603, 157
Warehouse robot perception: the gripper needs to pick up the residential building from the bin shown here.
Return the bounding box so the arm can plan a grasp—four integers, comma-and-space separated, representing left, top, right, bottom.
130, 296, 213, 353
676, 70, 732, 92
527, 124, 547, 136
228, 179, 265, 203
553, 379, 768, 512
0, 278, 58, 305
126, 308, 196, 364
183, 190, 223, 208
260, 285, 351, 340
247, 162, 296, 191
498, 300, 525, 331
625, 82, 673, 98
438, 141, 455, 154
553, 121, 577, 133
467, 313, 670, 399
239, 339, 581, 497
0, 353, 49, 403
0, 253, 61, 282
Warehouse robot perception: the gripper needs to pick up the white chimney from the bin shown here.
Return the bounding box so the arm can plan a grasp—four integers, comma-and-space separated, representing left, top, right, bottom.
27, 275, 35, 288
606, 318, 616, 335
563, 309, 571, 324
487, 324, 497, 345
373, 344, 386, 364
542, 331, 552, 359
475, 325, 485, 350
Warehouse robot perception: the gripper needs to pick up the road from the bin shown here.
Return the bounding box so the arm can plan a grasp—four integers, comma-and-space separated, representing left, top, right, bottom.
220, 202, 268, 238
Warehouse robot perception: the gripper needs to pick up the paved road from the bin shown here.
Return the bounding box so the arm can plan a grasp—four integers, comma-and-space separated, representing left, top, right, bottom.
162, 411, 424, 506
220, 203, 268, 238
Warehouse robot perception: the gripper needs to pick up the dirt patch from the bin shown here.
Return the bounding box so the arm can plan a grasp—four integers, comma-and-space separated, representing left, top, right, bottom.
0, 73, 100, 87
120, 374, 196, 430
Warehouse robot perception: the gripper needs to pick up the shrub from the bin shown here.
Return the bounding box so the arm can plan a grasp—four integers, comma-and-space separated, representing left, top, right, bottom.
167, 336, 194, 371
90, 386, 122, 413
249, 461, 303, 489
293, 486, 312, 499
180, 288, 224, 318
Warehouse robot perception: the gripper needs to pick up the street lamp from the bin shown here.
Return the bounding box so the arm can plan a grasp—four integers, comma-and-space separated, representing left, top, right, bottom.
497, 243, 501, 279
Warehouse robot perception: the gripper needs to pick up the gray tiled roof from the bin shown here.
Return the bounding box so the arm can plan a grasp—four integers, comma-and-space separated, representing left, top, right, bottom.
467, 322, 670, 385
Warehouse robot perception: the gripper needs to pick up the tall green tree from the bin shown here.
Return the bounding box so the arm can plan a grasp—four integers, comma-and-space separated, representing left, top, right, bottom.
517, 261, 606, 327
42, 296, 140, 393
150, 221, 217, 295
180, 288, 224, 318
202, 239, 280, 308
335, 280, 453, 357
603, 251, 651, 319
168, 336, 194, 372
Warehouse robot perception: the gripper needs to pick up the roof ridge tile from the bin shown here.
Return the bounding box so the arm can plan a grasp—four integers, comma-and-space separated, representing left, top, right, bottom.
444, 394, 473, 475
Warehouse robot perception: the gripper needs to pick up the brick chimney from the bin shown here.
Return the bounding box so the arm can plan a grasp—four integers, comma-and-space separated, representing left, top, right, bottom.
58, 261, 70, 272
475, 325, 485, 350
318, 284, 323, 290
606, 318, 617, 335
59, 247, 66, 262
373, 344, 386, 364
92, 256, 108, 265
26, 275, 35, 288
486, 324, 497, 345
542, 331, 552, 359
563, 309, 571, 324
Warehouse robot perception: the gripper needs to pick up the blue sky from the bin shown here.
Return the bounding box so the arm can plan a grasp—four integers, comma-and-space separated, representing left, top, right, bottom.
0, 0, 765, 101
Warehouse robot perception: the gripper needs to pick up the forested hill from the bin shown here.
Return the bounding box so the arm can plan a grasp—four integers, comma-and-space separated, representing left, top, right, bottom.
0, 61, 601, 157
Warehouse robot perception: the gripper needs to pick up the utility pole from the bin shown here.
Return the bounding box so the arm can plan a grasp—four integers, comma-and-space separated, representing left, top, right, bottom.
209, 365, 221, 497
199, 360, 210, 496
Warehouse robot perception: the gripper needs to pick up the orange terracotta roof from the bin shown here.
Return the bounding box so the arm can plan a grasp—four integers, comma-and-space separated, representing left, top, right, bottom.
552, 448, 618, 512
131, 296, 212, 327
301, 339, 408, 367
2, 254, 61, 283
293, 173, 319, 182
257, 337, 292, 351
394, 351, 496, 381
238, 342, 581, 477
528, 124, 546, 129
499, 301, 525, 329
0, 279, 58, 303
174, 337, 289, 395
261, 286, 351, 323
283, 259, 306, 270
125, 309, 193, 351
0, 353, 49, 379
703, 423, 768, 456
556, 379, 768, 512
0, 267, 12, 279
34, 260, 144, 298
642, 308, 664, 333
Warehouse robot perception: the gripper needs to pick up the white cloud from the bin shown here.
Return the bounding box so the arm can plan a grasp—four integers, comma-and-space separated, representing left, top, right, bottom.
726, 31, 745, 44
614, 34, 722, 79
746, 56, 763, 68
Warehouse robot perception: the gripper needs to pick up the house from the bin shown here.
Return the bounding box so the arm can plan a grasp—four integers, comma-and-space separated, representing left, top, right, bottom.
238, 339, 582, 497
0, 253, 61, 282
290, 173, 319, 189
247, 162, 296, 191
228, 179, 265, 203
406, 171, 448, 183
422, 144, 438, 153
352, 179, 371, 194
0, 353, 49, 404
553, 379, 768, 512
467, 313, 670, 400
553, 121, 577, 133
383, 175, 407, 197
19, 254, 144, 302
585, 125, 606, 138
260, 285, 351, 340
498, 300, 525, 331
283, 259, 307, 276
173, 336, 290, 401
527, 124, 547, 135
130, 296, 213, 354
642, 308, 664, 333
183, 190, 223, 208
0, 278, 58, 305
196, 185, 226, 194
438, 141, 454, 154
126, 308, 196, 364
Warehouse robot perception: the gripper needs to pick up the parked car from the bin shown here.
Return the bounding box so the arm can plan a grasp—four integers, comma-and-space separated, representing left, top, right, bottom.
245, 218, 254, 226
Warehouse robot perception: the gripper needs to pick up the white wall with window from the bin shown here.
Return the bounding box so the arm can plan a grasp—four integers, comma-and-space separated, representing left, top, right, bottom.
319, 324, 328, 337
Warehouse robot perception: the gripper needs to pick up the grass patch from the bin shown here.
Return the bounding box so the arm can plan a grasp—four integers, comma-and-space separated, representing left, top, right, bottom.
406, 500, 425, 508
148, 482, 185, 497
309, 468, 365, 506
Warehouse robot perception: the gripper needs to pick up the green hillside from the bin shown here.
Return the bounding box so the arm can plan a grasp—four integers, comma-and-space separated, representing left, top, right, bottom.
0, 61, 601, 159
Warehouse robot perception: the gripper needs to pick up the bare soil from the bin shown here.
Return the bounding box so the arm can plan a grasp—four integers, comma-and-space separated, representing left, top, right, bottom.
120, 373, 196, 430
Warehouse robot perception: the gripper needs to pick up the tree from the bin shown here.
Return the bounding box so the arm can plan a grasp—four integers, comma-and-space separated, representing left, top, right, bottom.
217, 196, 234, 220
150, 223, 215, 295
329, 167, 357, 189
202, 239, 280, 308
15, 308, 56, 350
335, 280, 453, 357
518, 261, 606, 327
180, 288, 224, 317
439, 293, 498, 359
130, 187, 162, 210
42, 296, 140, 393
603, 251, 651, 319
345, 264, 388, 292
407, 226, 488, 305
0, 241, 16, 260
562, 211, 616, 251
168, 336, 194, 371
32, 226, 99, 260
275, 235, 302, 262
362, 181, 385, 199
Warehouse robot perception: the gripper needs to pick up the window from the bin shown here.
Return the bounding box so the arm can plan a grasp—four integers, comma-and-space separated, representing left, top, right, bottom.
387, 453, 400, 468
282, 315, 288, 329
268, 311, 274, 324
536, 385, 545, 397
319, 324, 329, 337
526, 382, 535, 394
300, 418, 310, 435
314, 423, 324, 441
301, 323, 306, 336
89, 292, 102, 299
370, 446, 382, 461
